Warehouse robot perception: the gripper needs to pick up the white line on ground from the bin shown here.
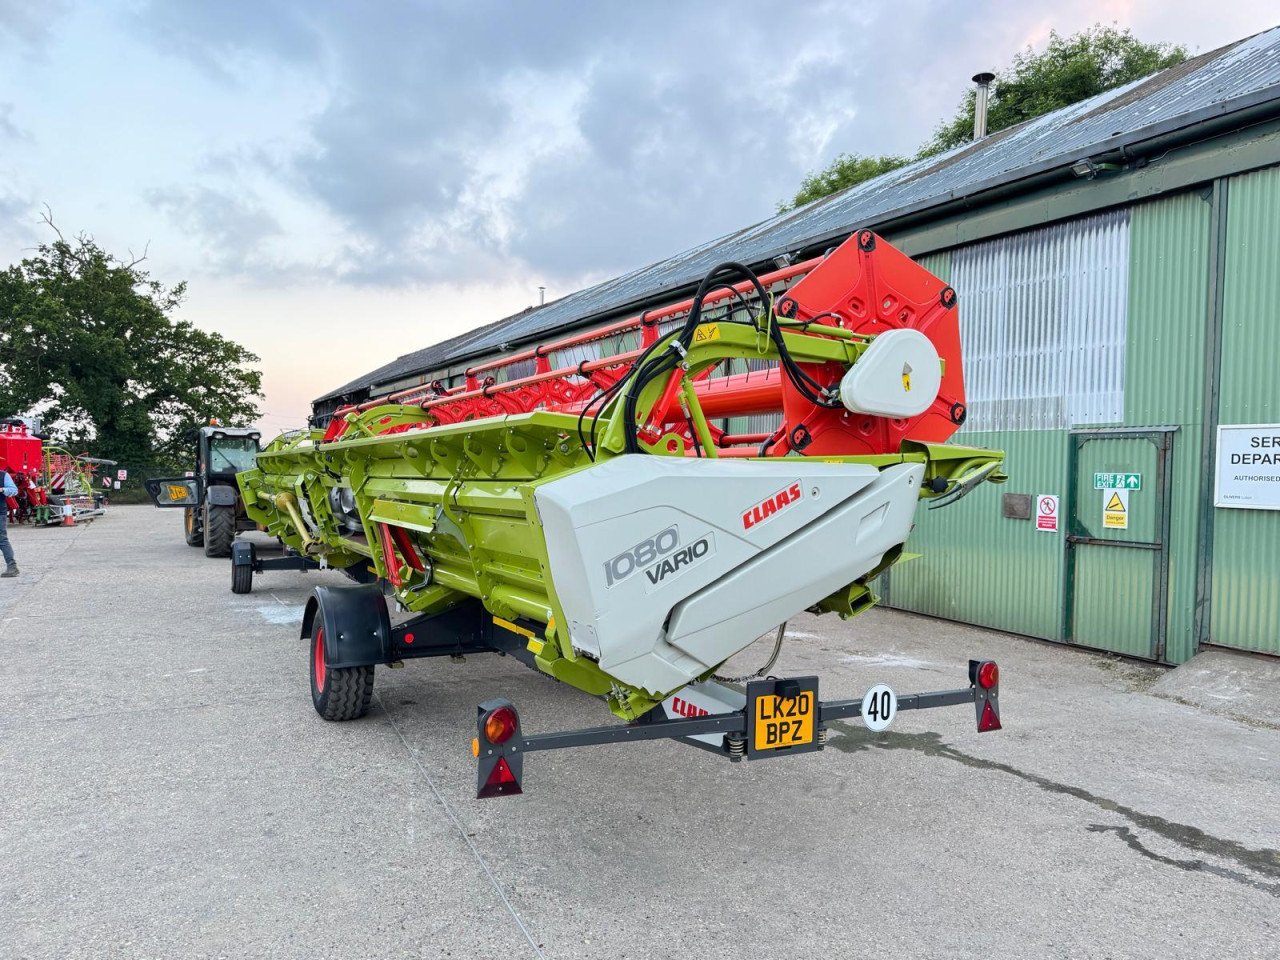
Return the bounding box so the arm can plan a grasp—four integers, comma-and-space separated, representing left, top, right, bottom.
375, 693, 546, 959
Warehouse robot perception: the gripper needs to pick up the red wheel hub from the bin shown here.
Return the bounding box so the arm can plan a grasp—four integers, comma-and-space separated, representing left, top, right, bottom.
313, 627, 327, 689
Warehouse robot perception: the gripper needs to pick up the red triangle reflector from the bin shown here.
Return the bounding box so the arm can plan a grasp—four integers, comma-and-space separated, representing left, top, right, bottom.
978, 699, 1001, 732
478, 756, 523, 798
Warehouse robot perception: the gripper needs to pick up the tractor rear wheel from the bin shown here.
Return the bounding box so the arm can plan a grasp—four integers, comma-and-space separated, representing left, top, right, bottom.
309, 620, 374, 721
203, 503, 235, 558
184, 507, 202, 546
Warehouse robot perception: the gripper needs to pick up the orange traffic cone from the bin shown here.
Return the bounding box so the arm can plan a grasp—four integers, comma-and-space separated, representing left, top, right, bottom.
62, 507, 75, 526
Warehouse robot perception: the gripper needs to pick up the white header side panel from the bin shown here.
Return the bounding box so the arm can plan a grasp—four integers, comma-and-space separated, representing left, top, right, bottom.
536, 457, 920, 694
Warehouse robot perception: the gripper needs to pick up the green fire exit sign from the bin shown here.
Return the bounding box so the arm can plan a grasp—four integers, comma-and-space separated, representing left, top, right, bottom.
1094, 472, 1142, 490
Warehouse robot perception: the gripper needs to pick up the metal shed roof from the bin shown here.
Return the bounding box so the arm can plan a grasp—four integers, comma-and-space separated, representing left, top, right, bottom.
316, 26, 1280, 405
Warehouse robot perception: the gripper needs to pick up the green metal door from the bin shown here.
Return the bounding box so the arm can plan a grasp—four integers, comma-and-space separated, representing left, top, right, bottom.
1065, 428, 1175, 659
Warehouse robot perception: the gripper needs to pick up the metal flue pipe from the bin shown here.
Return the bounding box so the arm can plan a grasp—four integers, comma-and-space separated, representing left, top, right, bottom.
972, 72, 995, 140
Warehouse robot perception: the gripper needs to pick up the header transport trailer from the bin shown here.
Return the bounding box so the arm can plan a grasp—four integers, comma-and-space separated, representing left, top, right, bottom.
149, 231, 1007, 797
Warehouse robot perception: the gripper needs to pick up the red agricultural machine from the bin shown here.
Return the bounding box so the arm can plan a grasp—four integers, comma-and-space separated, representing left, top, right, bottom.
0, 419, 110, 526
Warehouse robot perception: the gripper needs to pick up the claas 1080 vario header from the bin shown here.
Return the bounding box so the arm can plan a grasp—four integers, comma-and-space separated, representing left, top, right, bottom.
150, 230, 1007, 797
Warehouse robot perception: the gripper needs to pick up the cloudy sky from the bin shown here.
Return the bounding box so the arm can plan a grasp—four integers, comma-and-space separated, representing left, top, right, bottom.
1, 1, 1274, 432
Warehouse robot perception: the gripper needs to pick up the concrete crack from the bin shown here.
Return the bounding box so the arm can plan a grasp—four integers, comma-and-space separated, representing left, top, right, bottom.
826, 720, 1280, 894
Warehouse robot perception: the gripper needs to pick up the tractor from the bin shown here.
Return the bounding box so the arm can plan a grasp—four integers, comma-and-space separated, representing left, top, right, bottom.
167, 424, 262, 557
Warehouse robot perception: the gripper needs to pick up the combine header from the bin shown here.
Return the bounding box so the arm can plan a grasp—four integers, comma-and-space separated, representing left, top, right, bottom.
151, 230, 1008, 795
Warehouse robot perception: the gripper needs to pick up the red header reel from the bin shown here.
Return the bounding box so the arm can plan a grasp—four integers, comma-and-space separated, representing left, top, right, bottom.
324, 230, 969, 461
769, 229, 968, 457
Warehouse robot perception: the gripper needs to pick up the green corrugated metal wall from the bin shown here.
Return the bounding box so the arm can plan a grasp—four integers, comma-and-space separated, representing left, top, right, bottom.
1124, 190, 1212, 664
883, 429, 1068, 641
913, 251, 951, 283
883, 188, 1235, 663
1209, 167, 1280, 653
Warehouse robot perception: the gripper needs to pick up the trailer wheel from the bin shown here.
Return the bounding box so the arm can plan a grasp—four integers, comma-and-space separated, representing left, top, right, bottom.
309, 621, 374, 721
184, 507, 203, 547
231, 560, 253, 594
203, 504, 235, 558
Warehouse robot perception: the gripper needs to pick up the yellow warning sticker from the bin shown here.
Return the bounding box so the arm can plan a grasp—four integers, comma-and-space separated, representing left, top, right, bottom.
1103, 488, 1129, 530
693, 323, 721, 344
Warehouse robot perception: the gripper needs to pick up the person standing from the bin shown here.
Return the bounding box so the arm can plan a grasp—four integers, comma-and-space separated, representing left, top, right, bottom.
0, 464, 18, 576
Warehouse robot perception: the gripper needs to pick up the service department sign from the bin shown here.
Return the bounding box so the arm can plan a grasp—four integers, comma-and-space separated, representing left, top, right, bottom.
1215, 424, 1280, 510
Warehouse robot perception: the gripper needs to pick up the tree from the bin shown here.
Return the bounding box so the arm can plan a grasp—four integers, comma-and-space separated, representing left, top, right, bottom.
780, 153, 909, 212
781, 25, 1188, 209
922, 25, 1187, 156
0, 219, 262, 472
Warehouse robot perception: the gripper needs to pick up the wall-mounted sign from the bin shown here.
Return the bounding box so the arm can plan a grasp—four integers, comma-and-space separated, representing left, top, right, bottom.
1215, 424, 1280, 511
1102, 489, 1129, 530
1035, 494, 1059, 532
1094, 472, 1141, 490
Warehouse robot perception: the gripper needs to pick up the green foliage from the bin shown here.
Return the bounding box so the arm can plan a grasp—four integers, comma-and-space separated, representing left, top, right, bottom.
780, 153, 908, 212
782, 25, 1188, 209
922, 25, 1188, 156
0, 228, 262, 473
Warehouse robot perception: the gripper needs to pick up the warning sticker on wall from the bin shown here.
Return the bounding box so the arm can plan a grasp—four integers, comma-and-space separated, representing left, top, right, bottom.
1103, 488, 1129, 530
1035, 494, 1059, 532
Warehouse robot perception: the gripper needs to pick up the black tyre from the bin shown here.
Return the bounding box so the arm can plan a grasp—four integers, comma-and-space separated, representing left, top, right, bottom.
184, 507, 203, 546
309, 619, 374, 721
203, 503, 235, 558
231, 561, 253, 594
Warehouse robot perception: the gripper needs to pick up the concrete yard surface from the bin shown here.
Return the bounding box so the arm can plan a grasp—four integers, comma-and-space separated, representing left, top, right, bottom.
1, 506, 1277, 959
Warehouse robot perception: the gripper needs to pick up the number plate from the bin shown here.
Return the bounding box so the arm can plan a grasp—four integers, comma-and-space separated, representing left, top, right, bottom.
745, 676, 820, 758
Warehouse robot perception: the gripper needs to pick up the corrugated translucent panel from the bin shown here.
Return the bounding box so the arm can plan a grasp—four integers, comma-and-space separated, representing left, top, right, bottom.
1210, 166, 1280, 655
954, 209, 1130, 433
493, 358, 536, 383
744, 412, 782, 434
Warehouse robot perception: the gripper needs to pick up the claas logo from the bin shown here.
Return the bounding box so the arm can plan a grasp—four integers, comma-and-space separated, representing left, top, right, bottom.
742, 482, 803, 530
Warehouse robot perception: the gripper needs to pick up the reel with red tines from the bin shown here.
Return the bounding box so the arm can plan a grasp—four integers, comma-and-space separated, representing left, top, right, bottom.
770, 229, 967, 457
